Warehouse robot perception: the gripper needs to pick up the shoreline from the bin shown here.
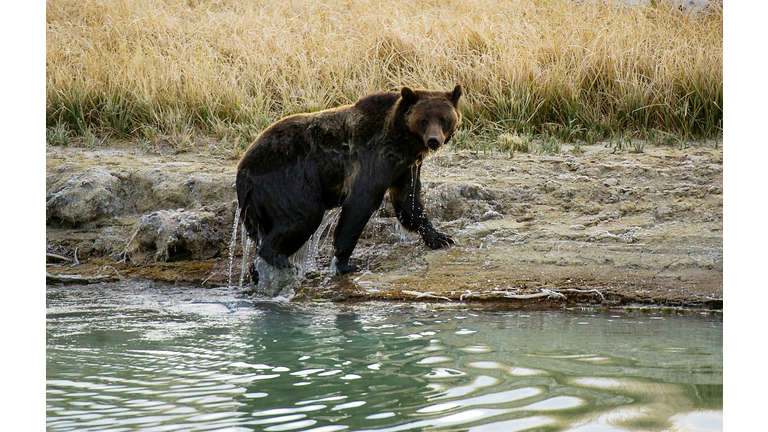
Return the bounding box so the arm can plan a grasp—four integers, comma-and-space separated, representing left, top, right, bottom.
46, 141, 723, 310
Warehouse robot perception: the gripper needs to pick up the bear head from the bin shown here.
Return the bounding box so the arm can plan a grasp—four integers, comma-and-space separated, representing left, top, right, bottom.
401, 85, 462, 151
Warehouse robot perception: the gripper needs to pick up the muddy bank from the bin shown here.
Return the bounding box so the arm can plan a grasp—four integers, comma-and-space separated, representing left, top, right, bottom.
46, 141, 723, 309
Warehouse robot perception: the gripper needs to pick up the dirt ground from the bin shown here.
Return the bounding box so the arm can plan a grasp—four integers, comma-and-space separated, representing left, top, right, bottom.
46, 140, 723, 310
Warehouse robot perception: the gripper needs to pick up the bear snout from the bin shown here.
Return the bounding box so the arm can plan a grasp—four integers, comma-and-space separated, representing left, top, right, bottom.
427, 136, 441, 150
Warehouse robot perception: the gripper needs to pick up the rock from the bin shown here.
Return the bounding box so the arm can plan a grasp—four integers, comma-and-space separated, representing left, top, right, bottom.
480, 210, 503, 221
654, 204, 674, 222
569, 224, 587, 231
46, 168, 126, 225
47, 161, 237, 226
125, 208, 232, 263
516, 214, 535, 222
561, 159, 581, 172
424, 182, 495, 221
601, 178, 619, 187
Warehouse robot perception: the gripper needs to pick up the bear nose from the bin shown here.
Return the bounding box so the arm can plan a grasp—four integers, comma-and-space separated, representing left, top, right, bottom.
427, 137, 441, 148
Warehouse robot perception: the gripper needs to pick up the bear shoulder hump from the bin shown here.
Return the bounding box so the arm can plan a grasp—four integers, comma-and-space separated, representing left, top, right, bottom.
354, 91, 400, 113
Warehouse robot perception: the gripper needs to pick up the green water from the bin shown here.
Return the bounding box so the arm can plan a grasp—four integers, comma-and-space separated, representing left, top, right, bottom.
47, 282, 722, 432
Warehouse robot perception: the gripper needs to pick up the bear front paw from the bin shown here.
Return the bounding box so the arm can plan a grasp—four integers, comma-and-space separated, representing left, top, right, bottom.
424, 232, 455, 249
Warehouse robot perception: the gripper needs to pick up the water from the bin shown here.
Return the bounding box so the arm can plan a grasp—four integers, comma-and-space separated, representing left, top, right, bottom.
289, 208, 342, 277
228, 207, 242, 287
47, 283, 722, 431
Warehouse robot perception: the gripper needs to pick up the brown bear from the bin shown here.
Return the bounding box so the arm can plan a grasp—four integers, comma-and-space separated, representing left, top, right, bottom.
236, 85, 462, 275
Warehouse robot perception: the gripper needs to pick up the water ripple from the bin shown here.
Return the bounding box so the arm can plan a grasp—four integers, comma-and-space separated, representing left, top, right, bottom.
47, 285, 722, 431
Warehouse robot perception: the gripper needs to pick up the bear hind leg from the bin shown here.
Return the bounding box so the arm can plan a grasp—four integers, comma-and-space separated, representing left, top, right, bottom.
257, 209, 325, 269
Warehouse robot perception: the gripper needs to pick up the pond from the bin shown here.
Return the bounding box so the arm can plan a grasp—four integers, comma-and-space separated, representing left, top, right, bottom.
47, 282, 722, 432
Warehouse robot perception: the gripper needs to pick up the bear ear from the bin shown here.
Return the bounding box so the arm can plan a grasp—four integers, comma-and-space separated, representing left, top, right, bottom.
449, 85, 463, 107
401, 87, 418, 105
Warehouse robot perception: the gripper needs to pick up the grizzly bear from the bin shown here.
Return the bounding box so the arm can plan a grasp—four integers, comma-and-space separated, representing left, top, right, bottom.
236, 85, 462, 275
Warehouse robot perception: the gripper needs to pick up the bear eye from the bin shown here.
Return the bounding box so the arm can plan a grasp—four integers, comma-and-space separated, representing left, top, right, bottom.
421, 120, 428, 128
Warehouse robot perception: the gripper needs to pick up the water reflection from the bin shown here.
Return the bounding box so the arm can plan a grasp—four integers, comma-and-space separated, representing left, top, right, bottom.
47, 283, 722, 431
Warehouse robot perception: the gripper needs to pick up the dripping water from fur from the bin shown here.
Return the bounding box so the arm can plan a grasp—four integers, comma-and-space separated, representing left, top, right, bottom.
238, 220, 252, 287
290, 207, 341, 277
227, 206, 241, 287
411, 164, 418, 215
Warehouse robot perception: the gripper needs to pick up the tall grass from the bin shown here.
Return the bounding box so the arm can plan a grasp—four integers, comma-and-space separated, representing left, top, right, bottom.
46, 0, 722, 148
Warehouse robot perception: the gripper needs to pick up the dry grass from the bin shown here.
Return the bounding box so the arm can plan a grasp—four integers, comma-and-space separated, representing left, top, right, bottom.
46, 0, 722, 150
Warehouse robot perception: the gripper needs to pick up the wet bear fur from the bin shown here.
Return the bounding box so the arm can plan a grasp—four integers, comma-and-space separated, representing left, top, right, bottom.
236, 85, 463, 275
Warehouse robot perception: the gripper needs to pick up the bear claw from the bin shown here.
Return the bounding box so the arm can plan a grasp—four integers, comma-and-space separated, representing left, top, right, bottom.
424, 232, 455, 249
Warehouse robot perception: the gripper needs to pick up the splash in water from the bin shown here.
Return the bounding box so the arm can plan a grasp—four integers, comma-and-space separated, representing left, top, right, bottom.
394, 221, 418, 244
228, 207, 341, 297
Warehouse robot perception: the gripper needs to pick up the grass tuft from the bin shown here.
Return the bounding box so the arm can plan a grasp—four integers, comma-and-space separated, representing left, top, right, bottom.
46, 125, 71, 147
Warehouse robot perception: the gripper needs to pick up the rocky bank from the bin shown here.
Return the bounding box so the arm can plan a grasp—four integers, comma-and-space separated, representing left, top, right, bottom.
46, 141, 723, 310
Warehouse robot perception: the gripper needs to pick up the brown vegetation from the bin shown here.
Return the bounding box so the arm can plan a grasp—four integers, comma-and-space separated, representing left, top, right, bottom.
46, 0, 722, 149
